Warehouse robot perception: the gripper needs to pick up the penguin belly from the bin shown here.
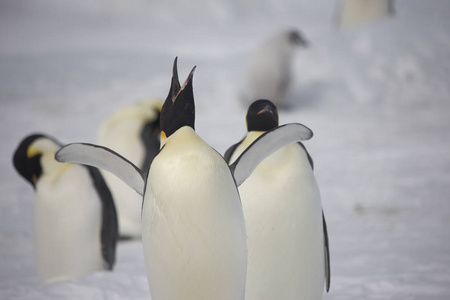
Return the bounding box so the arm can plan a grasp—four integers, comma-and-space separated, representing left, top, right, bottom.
231, 134, 325, 300
142, 127, 247, 300
33, 163, 103, 282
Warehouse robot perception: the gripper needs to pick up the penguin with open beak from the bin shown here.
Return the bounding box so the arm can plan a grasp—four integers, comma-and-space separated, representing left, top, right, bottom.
55, 58, 315, 299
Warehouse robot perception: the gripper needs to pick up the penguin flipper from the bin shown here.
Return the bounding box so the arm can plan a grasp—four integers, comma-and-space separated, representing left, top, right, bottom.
323, 211, 331, 292
230, 123, 313, 186
55, 143, 145, 196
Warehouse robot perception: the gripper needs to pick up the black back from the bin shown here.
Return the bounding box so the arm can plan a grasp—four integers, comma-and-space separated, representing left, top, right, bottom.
86, 166, 118, 270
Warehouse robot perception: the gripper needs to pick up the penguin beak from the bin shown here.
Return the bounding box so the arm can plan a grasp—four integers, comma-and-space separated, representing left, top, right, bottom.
256, 107, 271, 115
169, 58, 196, 102
176, 66, 196, 98
160, 58, 197, 138
32, 174, 38, 186
297, 36, 309, 47
291, 32, 309, 47
169, 57, 181, 103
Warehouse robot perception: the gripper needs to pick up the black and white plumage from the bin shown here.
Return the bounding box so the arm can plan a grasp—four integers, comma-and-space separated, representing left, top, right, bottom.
97, 100, 161, 239
55, 58, 314, 300
225, 99, 330, 300
242, 29, 308, 108
12, 134, 118, 282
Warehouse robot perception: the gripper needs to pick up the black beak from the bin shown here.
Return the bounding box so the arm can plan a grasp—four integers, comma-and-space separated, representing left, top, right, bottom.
178, 66, 196, 97
289, 30, 309, 47
168, 57, 181, 103
160, 58, 197, 137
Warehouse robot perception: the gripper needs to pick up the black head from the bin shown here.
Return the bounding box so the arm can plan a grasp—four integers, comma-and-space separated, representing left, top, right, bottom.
246, 99, 279, 132
160, 57, 196, 139
13, 134, 47, 188
288, 30, 308, 47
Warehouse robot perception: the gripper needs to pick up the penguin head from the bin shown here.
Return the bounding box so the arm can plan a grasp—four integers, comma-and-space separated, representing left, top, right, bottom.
13, 134, 62, 188
160, 57, 196, 144
288, 30, 308, 47
246, 99, 279, 132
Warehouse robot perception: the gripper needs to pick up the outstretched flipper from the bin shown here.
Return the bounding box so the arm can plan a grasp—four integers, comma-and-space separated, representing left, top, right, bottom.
230, 123, 313, 186
55, 143, 145, 195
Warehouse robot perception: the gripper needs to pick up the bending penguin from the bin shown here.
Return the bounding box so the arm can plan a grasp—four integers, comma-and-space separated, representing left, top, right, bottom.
54, 58, 314, 300
12, 134, 118, 283
224, 99, 331, 300
242, 29, 308, 108
97, 100, 161, 239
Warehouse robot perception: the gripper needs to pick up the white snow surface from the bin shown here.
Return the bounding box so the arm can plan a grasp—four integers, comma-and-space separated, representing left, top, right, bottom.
1, 0, 450, 299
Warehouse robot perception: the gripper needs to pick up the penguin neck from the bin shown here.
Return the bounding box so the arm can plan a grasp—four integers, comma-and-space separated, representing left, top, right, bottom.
245, 130, 265, 143
162, 126, 200, 150
229, 131, 265, 164
40, 153, 74, 182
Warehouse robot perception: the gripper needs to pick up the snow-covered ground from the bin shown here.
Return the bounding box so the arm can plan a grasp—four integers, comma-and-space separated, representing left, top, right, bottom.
1, 0, 450, 299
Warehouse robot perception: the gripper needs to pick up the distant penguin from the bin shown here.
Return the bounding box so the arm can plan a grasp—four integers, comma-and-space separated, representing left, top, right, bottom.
97, 100, 161, 239
55, 58, 315, 300
224, 99, 330, 300
242, 29, 308, 108
13, 134, 118, 283
335, 0, 395, 27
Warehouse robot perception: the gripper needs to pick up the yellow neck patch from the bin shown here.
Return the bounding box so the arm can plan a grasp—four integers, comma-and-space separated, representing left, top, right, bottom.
27, 146, 41, 158
160, 131, 167, 148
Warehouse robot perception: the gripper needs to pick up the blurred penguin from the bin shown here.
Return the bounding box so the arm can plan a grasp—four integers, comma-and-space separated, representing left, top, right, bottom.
13, 134, 118, 282
224, 99, 330, 300
97, 100, 162, 239
242, 29, 308, 108
335, 0, 395, 27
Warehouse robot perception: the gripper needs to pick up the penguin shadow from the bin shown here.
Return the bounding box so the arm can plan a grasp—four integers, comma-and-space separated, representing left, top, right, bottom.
285, 80, 333, 110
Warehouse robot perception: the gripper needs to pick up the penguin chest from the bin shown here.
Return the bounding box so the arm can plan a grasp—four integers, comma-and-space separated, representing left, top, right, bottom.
239, 143, 325, 300
141, 130, 247, 300
34, 165, 103, 282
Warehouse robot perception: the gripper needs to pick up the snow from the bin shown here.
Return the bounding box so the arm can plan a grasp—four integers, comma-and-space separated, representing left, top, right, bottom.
1, 0, 450, 299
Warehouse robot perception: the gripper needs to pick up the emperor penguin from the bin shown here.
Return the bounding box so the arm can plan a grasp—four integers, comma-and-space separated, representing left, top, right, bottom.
55, 58, 315, 300
242, 29, 308, 108
224, 99, 331, 300
335, 0, 395, 27
97, 100, 161, 239
12, 134, 118, 283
